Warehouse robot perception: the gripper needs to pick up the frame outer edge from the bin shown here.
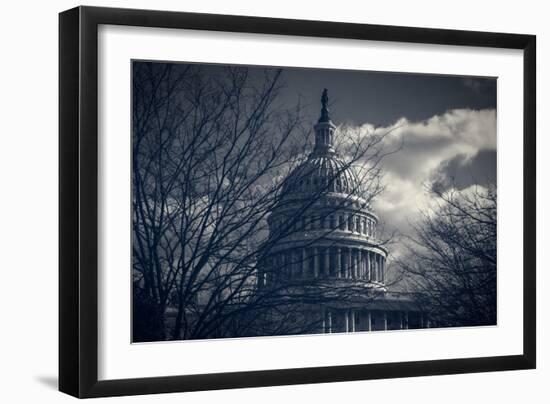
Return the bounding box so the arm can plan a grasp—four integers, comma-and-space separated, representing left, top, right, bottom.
58, 6, 81, 398
79, 5, 101, 398
79, 5, 533, 48
58, 5, 537, 398
522, 34, 536, 368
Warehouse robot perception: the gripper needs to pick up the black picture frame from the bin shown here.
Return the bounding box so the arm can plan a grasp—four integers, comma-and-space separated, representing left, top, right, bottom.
59, 5, 536, 398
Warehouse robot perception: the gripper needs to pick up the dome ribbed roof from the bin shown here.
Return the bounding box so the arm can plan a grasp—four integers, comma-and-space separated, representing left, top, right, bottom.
282, 154, 360, 196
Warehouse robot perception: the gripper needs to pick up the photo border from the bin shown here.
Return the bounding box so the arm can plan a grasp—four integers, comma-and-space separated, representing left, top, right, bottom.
59, 6, 536, 398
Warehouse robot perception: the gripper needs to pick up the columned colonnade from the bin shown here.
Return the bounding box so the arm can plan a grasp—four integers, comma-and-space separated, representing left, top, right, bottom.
264, 246, 386, 285
321, 309, 412, 333
273, 211, 377, 238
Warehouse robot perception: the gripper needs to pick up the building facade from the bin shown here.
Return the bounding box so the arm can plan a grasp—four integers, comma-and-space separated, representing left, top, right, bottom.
258, 89, 426, 334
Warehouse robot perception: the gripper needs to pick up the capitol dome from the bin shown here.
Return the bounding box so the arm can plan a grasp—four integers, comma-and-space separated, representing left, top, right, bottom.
282, 153, 361, 196
261, 88, 386, 290
280, 89, 364, 200
256, 89, 424, 335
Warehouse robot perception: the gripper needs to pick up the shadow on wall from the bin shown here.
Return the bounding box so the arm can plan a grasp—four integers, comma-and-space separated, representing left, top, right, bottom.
35, 375, 58, 390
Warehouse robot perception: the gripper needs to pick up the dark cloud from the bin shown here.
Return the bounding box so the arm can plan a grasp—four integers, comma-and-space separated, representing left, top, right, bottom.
462, 77, 497, 97
430, 149, 496, 192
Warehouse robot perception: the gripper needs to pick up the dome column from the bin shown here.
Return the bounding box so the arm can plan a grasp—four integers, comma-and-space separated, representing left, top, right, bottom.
380, 255, 384, 282
372, 253, 378, 282
367, 311, 372, 331
346, 247, 353, 279
382, 257, 386, 284
354, 249, 358, 278
335, 247, 341, 278
376, 254, 381, 282
352, 248, 356, 278
358, 250, 363, 278
367, 251, 371, 281
360, 250, 366, 278
313, 247, 320, 278
344, 310, 349, 332
324, 310, 332, 333
355, 249, 360, 279
301, 248, 307, 278
341, 249, 347, 278
355, 248, 361, 279
324, 247, 330, 277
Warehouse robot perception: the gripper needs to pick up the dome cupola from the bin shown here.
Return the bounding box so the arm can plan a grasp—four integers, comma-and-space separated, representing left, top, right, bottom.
312, 88, 336, 156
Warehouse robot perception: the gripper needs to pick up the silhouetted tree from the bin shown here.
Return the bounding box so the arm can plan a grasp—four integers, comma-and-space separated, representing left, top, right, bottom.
396, 185, 497, 327
132, 62, 394, 341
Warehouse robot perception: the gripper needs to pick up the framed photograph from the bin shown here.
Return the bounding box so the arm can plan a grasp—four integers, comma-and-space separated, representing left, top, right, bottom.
59, 6, 536, 398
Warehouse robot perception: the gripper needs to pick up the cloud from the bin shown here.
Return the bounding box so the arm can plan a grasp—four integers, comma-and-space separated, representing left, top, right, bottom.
376, 109, 496, 181
462, 77, 496, 95
348, 108, 496, 256
430, 149, 496, 193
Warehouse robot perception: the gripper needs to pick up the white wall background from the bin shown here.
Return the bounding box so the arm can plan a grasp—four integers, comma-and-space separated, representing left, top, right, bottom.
0, 0, 546, 402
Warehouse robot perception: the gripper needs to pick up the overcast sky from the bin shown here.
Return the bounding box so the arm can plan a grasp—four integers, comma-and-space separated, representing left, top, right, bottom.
142, 61, 497, 260
279, 67, 496, 126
